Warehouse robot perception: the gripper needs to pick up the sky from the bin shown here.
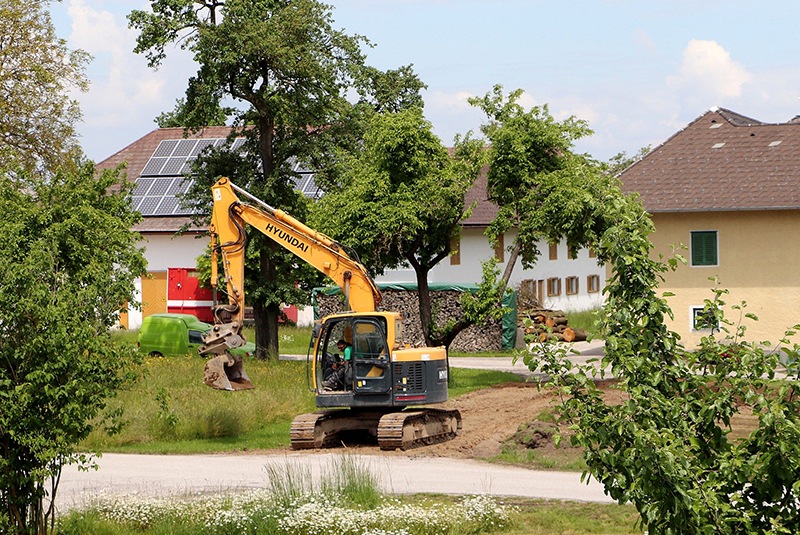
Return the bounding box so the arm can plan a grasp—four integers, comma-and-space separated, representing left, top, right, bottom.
50, 0, 800, 163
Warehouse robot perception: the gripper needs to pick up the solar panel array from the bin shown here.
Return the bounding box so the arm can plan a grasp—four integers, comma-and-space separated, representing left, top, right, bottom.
134, 138, 322, 217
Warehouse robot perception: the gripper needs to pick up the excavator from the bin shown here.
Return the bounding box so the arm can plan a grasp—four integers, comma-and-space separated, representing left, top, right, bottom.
199, 178, 462, 450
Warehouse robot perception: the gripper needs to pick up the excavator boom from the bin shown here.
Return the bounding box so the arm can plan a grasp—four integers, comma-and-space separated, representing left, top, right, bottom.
200, 178, 382, 389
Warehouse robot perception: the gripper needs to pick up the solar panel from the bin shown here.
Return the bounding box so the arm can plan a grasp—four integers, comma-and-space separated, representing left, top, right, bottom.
191, 139, 216, 156
134, 137, 323, 217
157, 196, 182, 215
162, 158, 186, 175
138, 197, 162, 216
172, 139, 197, 157
153, 139, 179, 157
148, 178, 173, 196
135, 178, 155, 195
167, 178, 193, 195
141, 157, 167, 176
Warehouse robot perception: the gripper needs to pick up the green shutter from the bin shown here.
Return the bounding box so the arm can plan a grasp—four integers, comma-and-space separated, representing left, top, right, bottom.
691, 231, 717, 266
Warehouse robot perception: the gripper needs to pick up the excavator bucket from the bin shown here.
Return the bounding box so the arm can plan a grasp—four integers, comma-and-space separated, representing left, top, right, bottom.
204, 352, 255, 391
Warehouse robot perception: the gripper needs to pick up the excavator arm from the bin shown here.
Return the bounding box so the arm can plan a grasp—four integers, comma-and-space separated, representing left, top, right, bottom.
200, 177, 382, 390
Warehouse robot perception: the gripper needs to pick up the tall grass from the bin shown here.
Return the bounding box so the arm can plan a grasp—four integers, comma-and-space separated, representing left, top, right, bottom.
81, 356, 316, 452
58, 455, 515, 535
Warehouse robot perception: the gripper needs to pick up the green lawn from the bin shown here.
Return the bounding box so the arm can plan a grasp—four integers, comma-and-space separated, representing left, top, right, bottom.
84, 338, 521, 454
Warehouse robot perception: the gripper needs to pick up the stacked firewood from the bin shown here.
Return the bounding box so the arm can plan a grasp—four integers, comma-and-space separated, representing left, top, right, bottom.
519, 309, 588, 343
315, 289, 503, 351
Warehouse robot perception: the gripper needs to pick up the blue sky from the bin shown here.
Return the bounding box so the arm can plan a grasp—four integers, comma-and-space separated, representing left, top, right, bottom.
51, 0, 800, 163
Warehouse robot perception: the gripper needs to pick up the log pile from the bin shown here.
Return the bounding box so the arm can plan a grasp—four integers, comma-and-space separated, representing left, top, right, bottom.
518, 309, 588, 343
315, 289, 504, 352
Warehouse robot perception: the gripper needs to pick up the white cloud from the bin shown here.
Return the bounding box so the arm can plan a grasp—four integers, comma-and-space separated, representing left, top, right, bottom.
65, 0, 197, 159
667, 40, 752, 102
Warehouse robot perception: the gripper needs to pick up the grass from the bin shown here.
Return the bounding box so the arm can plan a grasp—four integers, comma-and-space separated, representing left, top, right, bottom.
83, 339, 521, 453
506, 499, 641, 534
563, 307, 604, 337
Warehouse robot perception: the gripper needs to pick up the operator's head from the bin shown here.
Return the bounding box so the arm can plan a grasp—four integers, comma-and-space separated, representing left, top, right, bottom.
337, 339, 346, 349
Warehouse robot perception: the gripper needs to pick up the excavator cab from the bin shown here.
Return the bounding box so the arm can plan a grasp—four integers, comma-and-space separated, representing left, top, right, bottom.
313, 314, 392, 400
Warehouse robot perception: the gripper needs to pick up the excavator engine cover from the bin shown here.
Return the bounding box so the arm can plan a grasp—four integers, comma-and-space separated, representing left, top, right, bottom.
204, 352, 254, 391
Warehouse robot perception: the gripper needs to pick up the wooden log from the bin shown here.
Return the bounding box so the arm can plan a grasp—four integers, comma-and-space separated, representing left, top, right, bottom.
563, 327, 575, 342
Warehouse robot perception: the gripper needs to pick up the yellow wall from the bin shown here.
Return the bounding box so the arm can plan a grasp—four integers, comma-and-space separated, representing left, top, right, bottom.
648, 210, 800, 346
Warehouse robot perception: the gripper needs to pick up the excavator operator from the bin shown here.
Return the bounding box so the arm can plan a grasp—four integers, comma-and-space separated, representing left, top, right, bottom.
323, 339, 352, 390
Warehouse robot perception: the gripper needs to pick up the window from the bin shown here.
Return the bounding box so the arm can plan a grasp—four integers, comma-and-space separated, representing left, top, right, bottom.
691, 231, 718, 266
549, 243, 558, 261
566, 276, 579, 295
588, 248, 596, 259
587, 274, 600, 293
692, 306, 719, 332
449, 236, 460, 266
494, 233, 505, 263
547, 277, 561, 297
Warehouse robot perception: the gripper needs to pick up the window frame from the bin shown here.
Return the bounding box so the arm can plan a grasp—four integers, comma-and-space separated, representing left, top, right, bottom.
565, 276, 579, 295
587, 274, 600, 293
691, 305, 719, 333
690, 230, 719, 267
547, 277, 561, 297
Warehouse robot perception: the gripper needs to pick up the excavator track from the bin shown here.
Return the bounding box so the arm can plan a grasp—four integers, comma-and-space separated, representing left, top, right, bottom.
290, 408, 462, 451
377, 409, 462, 451
290, 409, 385, 450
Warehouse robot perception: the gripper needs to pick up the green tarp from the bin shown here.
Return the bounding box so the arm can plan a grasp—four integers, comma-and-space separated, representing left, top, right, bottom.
312, 282, 518, 349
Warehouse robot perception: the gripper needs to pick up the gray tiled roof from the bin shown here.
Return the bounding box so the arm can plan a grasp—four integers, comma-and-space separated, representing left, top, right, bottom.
619, 107, 800, 212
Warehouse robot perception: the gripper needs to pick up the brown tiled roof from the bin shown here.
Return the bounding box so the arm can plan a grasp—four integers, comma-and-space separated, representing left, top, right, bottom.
101, 127, 499, 231
97, 126, 241, 233
462, 166, 497, 226
619, 107, 800, 212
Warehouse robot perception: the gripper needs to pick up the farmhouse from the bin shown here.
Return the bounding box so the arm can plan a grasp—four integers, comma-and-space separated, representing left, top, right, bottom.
618, 107, 800, 345
98, 127, 606, 329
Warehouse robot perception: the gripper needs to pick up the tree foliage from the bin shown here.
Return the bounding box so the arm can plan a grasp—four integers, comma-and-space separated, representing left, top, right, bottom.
469, 85, 612, 293
130, 0, 421, 358
0, 163, 146, 535
312, 107, 483, 348
523, 189, 800, 534
0, 0, 90, 174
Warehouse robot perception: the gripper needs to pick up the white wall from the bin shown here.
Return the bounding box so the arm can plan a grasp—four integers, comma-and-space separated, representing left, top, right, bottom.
376, 228, 606, 312
141, 232, 208, 271
127, 232, 208, 329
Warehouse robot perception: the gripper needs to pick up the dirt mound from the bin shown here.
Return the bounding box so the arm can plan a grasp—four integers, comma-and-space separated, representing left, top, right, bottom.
369, 381, 619, 459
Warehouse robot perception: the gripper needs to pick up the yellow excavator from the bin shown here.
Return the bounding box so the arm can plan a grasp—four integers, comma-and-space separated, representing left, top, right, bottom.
199, 178, 462, 450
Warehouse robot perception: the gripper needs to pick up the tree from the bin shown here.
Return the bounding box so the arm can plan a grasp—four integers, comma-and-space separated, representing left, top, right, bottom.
0, 0, 90, 174
130, 0, 375, 358
312, 107, 484, 348
0, 162, 146, 535
155, 97, 231, 128
469, 85, 613, 296
606, 145, 651, 175
523, 188, 800, 533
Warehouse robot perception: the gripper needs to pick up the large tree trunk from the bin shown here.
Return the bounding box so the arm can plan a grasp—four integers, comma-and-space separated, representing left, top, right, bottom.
254, 243, 280, 360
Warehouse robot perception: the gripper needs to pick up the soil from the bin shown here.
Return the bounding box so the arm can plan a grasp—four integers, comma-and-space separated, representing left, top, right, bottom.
309, 380, 623, 460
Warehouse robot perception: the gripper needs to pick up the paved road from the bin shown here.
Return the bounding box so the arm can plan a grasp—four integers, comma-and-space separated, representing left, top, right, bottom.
57, 342, 614, 511
449, 339, 607, 379
57, 451, 613, 511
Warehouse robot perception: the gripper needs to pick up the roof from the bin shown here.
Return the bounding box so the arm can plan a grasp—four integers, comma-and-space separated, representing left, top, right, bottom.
100, 127, 500, 232
618, 107, 800, 212
97, 126, 240, 233
462, 166, 497, 226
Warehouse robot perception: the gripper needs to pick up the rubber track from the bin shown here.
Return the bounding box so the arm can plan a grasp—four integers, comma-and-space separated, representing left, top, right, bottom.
377, 409, 462, 451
